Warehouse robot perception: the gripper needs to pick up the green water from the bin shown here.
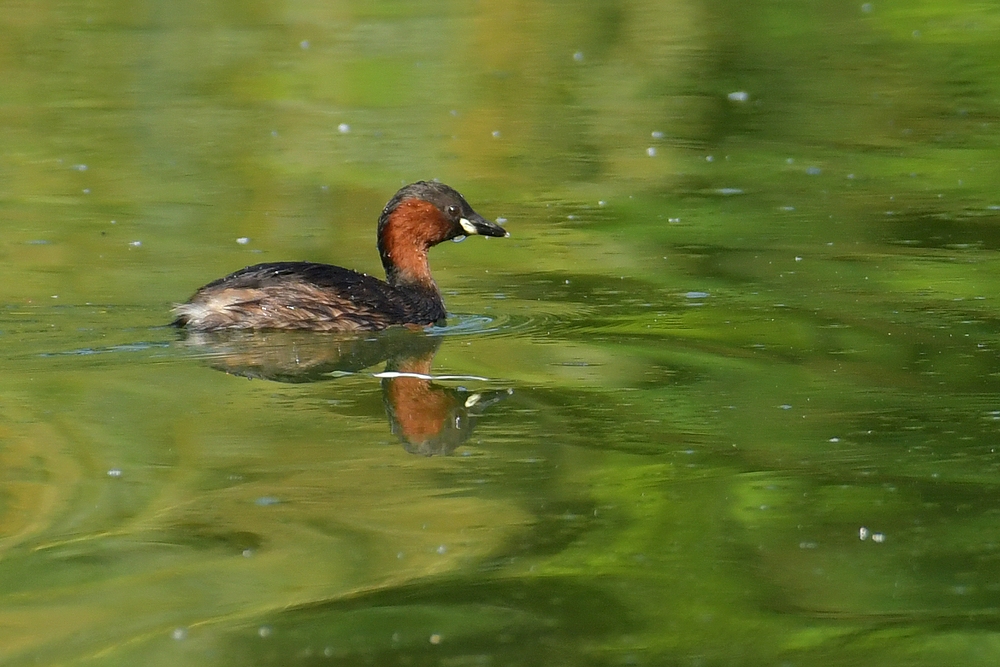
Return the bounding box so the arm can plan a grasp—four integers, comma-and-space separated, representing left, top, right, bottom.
4, 1, 1000, 664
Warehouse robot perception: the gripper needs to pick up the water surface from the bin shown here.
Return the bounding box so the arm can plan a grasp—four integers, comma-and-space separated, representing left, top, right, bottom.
3, 1, 1000, 665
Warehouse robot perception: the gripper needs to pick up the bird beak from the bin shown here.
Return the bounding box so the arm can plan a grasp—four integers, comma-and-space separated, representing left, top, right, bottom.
459, 212, 509, 238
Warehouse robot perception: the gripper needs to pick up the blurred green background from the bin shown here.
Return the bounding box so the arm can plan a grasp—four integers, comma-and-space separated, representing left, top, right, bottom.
3, 0, 1000, 665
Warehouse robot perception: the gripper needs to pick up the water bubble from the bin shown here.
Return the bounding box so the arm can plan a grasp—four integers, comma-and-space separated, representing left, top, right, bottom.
646, 147, 657, 157
651, 130, 664, 139
492, 130, 501, 138
573, 51, 584, 62
236, 237, 249, 245
172, 627, 187, 641
300, 40, 309, 49
727, 91, 749, 103
107, 468, 122, 478
338, 123, 350, 134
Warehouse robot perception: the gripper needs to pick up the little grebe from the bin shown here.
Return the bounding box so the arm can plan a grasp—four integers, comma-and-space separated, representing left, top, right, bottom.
173, 181, 508, 332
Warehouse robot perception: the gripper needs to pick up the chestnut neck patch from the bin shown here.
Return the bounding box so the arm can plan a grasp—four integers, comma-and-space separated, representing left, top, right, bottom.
379, 198, 453, 286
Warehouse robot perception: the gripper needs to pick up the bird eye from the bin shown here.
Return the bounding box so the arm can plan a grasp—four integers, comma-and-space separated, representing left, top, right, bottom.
447, 205, 458, 216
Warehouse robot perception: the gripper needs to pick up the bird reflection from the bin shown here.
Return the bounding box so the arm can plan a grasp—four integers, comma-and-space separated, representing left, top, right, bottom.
181, 328, 510, 455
